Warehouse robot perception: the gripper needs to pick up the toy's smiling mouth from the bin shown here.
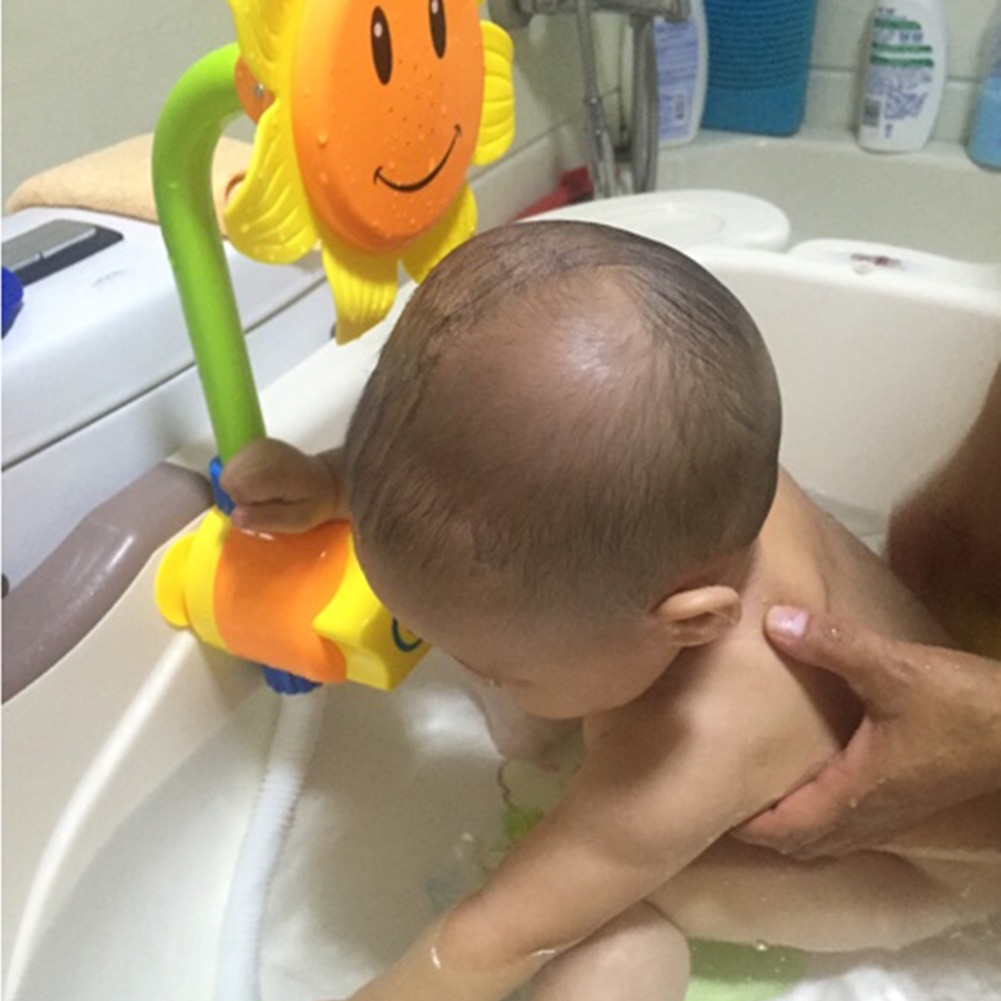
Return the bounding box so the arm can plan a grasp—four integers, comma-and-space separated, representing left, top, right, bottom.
374, 125, 462, 193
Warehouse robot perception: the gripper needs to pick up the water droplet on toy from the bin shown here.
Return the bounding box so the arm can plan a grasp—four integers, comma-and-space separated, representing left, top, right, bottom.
317, 131, 329, 147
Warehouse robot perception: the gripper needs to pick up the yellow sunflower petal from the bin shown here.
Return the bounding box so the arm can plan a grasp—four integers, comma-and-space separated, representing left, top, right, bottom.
400, 184, 477, 285
228, 0, 301, 92
224, 100, 318, 264
473, 22, 515, 166
320, 233, 400, 344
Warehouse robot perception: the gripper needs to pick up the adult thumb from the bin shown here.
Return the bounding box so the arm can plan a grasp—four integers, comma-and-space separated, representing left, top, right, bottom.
763, 606, 907, 715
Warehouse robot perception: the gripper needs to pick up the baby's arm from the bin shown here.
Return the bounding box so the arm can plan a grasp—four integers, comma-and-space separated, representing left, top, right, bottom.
220, 438, 347, 532
345, 663, 788, 1001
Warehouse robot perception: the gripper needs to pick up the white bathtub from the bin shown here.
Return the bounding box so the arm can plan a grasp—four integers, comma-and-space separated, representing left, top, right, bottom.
654, 127, 1001, 262
5, 228, 1000, 1000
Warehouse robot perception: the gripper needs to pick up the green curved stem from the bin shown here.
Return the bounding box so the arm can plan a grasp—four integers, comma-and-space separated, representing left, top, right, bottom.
152, 44, 265, 462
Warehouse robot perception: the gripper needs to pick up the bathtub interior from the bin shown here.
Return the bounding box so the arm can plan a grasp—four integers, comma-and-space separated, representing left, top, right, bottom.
5, 245, 1001, 1001
655, 128, 1001, 263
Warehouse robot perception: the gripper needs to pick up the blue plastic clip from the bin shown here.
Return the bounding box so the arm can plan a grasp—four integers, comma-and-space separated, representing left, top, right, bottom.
262, 666, 321, 695
2, 268, 24, 337
209, 456, 236, 515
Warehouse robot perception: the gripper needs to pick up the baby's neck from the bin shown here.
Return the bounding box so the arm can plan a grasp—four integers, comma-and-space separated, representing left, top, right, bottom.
684, 541, 760, 599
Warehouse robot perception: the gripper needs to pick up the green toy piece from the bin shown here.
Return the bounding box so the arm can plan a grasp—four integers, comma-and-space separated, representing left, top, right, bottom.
687, 939, 807, 1001
152, 43, 266, 462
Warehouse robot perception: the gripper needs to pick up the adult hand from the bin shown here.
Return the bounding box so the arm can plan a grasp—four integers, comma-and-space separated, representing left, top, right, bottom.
220, 438, 347, 533
736, 606, 1001, 858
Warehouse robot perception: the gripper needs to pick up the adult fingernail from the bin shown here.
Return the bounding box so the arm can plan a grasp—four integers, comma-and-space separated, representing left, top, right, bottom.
767, 605, 809, 638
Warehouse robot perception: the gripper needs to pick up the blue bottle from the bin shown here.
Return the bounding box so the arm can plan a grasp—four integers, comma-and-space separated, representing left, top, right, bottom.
702, 0, 820, 136
969, 5, 1001, 169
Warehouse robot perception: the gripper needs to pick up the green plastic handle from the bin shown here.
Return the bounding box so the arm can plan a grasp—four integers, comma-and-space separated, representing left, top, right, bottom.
152, 44, 266, 462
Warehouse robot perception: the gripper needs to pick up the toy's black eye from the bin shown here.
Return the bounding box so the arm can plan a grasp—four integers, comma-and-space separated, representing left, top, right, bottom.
429, 0, 446, 58
371, 8, 392, 85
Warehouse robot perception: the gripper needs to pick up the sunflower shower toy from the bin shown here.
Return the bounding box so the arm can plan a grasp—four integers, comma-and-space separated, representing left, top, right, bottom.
227, 0, 515, 341
152, 0, 514, 692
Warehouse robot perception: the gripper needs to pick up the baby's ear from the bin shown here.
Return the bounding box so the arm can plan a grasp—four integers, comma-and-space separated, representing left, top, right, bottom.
653, 586, 742, 648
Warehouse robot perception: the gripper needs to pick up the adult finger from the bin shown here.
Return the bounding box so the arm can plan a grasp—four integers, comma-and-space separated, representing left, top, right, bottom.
762, 606, 910, 715
735, 722, 880, 858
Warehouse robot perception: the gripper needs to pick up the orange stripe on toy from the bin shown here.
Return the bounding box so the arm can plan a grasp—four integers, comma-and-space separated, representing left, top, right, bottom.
214, 521, 351, 684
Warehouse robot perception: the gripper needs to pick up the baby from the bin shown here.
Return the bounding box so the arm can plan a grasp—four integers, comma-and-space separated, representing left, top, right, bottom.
223, 221, 1001, 1001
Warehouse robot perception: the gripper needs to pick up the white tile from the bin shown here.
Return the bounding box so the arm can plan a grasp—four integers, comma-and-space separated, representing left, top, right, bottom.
495, 16, 623, 150
810, 0, 873, 71
471, 120, 594, 227
811, 0, 998, 80
803, 0, 997, 138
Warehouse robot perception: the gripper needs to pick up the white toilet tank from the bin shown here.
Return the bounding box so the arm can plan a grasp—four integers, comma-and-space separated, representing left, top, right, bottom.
1, 206, 335, 590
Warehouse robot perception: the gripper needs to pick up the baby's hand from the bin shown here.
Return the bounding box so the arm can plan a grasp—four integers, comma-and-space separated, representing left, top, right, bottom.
465, 676, 579, 761
219, 438, 347, 533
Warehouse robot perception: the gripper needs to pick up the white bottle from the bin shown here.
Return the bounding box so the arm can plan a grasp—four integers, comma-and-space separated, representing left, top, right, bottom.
857, 0, 947, 152
653, 0, 709, 147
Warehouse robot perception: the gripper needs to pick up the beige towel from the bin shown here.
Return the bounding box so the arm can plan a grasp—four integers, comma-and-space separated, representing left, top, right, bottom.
5, 134, 253, 235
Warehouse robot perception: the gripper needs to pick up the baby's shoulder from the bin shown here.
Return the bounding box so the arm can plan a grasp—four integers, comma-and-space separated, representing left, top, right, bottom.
760, 470, 945, 645
582, 633, 853, 823
598, 619, 839, 754
674, 617, 860, 785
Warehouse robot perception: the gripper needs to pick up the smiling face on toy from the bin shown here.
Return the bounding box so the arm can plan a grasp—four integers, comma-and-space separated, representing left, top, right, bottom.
225, 0, 513, 341
292, 0, 485, 253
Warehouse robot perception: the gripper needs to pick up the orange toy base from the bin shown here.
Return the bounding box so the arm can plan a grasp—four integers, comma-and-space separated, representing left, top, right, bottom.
215, 521, 351, 685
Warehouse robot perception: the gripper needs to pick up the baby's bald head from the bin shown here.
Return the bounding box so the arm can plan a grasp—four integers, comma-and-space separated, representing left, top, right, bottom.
345, 221, 781, 625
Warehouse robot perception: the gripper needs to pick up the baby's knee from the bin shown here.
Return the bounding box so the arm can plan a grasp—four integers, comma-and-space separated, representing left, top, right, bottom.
531, 904, 690, 1001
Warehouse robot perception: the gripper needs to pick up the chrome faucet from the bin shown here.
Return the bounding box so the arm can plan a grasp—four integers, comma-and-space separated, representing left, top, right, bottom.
490, 0, 690, 197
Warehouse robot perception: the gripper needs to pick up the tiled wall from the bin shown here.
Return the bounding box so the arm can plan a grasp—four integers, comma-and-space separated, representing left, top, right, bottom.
495, 17, 621, 163
473, 15, 621, 227
806, 0, 998, 142
4, 2, 993, 208
1, 0, 238, 203
0, 0, 618, 210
